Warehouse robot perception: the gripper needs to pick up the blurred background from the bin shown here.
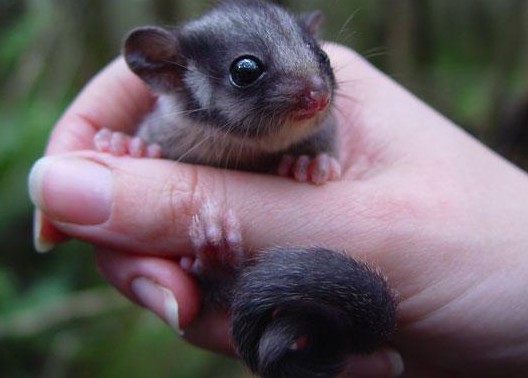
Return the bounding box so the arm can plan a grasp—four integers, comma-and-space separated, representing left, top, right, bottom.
1, 0, 527, 377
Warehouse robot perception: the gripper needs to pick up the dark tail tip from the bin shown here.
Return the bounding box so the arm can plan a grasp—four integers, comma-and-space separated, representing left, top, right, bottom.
230, 247, 397, 378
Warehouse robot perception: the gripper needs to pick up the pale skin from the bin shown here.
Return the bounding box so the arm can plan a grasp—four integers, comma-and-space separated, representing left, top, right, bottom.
28, 43, 528, 377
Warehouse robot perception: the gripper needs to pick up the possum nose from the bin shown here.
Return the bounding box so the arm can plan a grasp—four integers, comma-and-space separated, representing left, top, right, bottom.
299, 76, 330, 112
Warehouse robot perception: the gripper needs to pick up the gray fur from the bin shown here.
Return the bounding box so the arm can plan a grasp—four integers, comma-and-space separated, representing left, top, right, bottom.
123, 1, 396, 377
125, 0, 336, 171
232, 247, 397, 378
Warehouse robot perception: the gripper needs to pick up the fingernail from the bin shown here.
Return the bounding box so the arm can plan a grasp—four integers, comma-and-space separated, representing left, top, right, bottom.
130, 277, 183, 335
33, 209, 71, 253
28, 156, 112, 225
387, 349, 405, 377
33, 209, 55, 253
343, 348, 404, 378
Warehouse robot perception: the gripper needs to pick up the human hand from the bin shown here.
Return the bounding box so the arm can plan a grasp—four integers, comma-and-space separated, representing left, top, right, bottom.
28, 43, 528, 377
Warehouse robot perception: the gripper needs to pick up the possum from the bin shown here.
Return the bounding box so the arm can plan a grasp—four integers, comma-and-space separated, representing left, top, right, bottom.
94, 1, 397, 377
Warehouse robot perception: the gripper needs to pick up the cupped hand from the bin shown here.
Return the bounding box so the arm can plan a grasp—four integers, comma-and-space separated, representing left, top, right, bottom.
28, 43, 528, 377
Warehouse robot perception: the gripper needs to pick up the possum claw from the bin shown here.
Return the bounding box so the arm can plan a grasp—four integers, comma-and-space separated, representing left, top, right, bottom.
93, 128, 162, 158
188, 200, 244, 275
278, 153, 341, 185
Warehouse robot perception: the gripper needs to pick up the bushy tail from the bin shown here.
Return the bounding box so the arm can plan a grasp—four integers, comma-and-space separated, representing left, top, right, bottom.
230, 247, 397, 378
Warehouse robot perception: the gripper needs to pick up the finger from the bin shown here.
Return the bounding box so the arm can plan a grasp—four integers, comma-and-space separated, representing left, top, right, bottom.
28, 151, 365, 257
183, 309, 234, 355
29, 152, 199, 255
94, 248, 235, 354
340, 348, 404, 378
33, 209, 70, 253
46, 57, 153, 155
26, 147, 421, 265
94, 248, 200, 333
36, 58, 153, 250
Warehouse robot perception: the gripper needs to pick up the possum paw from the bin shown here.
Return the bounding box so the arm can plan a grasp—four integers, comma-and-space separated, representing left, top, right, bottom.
278, 153, 341, 185
93, 128, 162, 158
186, 200, 244, 276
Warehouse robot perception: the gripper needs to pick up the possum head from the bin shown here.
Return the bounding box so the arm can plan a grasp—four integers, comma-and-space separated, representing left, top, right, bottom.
124, 0, 335, 145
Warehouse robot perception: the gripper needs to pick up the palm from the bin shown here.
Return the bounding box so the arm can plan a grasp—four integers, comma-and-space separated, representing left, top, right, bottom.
36, 44, 528, 377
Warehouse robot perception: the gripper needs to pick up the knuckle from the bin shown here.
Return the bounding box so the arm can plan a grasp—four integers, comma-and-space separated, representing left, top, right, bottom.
170, 165, 234, 239
165, 164, 201, 231
107, 159, 231, 254
164, 164, 230, 238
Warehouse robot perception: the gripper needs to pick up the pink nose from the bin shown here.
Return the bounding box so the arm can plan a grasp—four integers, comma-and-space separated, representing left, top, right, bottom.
299, 76, 330, 113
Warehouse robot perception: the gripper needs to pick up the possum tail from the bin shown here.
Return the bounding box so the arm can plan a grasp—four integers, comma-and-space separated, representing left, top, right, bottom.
230, 247, 397, 378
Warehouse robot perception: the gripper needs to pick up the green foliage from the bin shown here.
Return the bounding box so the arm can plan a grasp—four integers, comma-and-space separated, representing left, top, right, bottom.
0, 1, 246, 376
1, 0, 526, 377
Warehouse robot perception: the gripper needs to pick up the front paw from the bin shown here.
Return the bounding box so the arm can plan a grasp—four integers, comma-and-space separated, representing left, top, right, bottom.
93, 128, 162, 158
278, 153, 341, 185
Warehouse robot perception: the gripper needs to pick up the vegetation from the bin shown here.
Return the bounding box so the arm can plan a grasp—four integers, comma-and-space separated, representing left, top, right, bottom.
1, 0, 526, 377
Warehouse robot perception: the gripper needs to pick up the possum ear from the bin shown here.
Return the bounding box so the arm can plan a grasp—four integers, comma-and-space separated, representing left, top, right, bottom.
300, 10, 324, 36
124, 26, 183, 92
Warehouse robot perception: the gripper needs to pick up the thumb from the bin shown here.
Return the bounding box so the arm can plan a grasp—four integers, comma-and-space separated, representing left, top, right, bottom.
28, 150, 351, 256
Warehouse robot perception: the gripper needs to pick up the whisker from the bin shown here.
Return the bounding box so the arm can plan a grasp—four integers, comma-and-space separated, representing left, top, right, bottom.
161, 58, 224, 81
361, 47, 389, 61
335, 9, 360, 45
176, 132, 213, 163
159, 106, 207, 119
160, 58, 190, 71
223, 123, 238, 169
335, 90, 360, 103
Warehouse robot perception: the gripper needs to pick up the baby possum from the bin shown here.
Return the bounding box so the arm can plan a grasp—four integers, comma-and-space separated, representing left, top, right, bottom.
94, 1, 396, 377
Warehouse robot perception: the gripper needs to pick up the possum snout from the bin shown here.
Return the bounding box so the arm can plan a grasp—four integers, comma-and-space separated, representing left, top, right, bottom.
294, 75, 331, 120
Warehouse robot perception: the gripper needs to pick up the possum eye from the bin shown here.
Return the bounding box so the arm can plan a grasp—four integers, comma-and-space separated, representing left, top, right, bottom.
230, 56, 265, 88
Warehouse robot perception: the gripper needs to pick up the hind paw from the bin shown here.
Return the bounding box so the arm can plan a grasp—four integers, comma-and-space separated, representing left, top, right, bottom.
186, 200, 244, 276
